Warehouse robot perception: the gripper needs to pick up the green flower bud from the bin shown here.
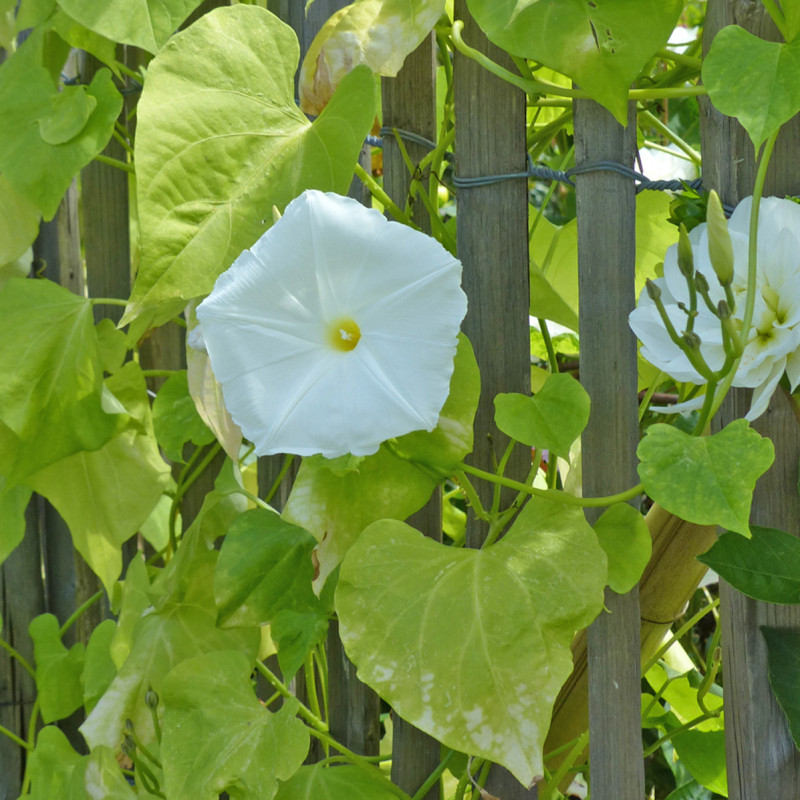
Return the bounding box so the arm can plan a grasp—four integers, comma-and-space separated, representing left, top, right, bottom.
645, 278, 662, 301
706, 190, 734, 286
677, 223, 694, 278
682, 330, 702, 350
145, 689, 159, 710
717, 299, 731, 319
122, 735, 136, 757
695, 271, 709, 294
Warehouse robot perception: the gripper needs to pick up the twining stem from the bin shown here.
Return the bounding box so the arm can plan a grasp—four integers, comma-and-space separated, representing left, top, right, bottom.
638, 108, 701, 165
94, 153, 135, 174
89, 297, 128, 307
354, 162, 414, 226
539, 730, 589, 800
642, 710, 721, 758
654, 47, 703, 70
643, 597, 720, 673
538, 318, 559, 374
60, 589, 103, 637
457, 461, 643, 508
410, 750, 456, 800
0, 637, 35, 680
255, 660, 327, 731
264, 453, 294, 505
0, 722, 31, 750
453, 470, 490, 521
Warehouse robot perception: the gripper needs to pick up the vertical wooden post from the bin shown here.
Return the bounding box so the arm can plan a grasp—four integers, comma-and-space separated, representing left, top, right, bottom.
381, 34, 443, 799
453, 2, 531, 796
701, 3, 800, 797
573, 99, 644, 799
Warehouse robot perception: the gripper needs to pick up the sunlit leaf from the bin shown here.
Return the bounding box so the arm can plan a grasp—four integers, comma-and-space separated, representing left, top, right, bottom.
83, 619, 117, 714
336, 497, 606, 785
593, 502, 651, 593
699, 527, 800, 604
494, 372, 590, 457
762, 626, 800, 750
29, 363, 172, 593
124, 5, 375, 327
160, 650, 309, 799
56, 0, 204, 54
26, 726, 85, 800
467, 0, 683, 124
0, 174, 40, 264
152, 370, 215, 462
0, 476, 31, 567
0, 28, 122, 219
637, 420, 774, 535
0, 278, 116, 482
703, 25, 800, 148
299, 0, 445, 114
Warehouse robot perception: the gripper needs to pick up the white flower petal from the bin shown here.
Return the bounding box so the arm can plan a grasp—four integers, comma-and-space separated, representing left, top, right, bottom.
649, 395, 706, 415
197, 190, 467, 458
745, 359, 786, 422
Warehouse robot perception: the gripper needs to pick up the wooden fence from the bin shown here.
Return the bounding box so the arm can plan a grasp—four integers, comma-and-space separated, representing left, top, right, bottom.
1, 0, 799, 798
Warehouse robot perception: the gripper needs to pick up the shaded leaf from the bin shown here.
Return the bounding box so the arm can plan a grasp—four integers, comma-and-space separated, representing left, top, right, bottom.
762, 626, 800, 750
0, 174, 40, 263
336, 498, 606, 785
0, 476, 32, 566
699, 526, 800, 604
26, 726, 86, 800
160, 650, 309, 799
637, 420, 774, 535
152, 370, 215, 462
275, 764, 398, 800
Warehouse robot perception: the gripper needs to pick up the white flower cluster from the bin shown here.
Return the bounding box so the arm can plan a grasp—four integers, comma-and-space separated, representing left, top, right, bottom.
630, 196, 800, 420
197, 190, 467, 458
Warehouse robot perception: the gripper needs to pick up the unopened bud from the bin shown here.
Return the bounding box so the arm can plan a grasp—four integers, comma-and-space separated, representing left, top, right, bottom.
677, 224, 694, 278
683, 331, 702, 350
145, 689, 159, 710
125, 718, 134, 732
695, 271, 709, 294
717, 300, 731, 319
122, 735, 136, 757
645, 278, 662, 302
706, 190, 734, 286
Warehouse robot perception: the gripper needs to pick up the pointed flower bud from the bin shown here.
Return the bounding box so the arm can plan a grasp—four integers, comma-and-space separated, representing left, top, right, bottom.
717, 300, 731, 320
682, 330, 702, 350
645, 278, 661, 301
145, 689, 159, 710
677, 223, 694, 278
706, 190, 734, 286
694, 271, 709, 294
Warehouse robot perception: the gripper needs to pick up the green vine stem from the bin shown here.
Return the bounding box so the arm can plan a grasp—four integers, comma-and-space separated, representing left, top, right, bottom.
638, 108, 701, 165
0, 722, 31, 751
354, 162, 414, 226
706, 130, 779, 423
89, 297, 129, 307
760, 0, 790, 40
539, 730, 589, 800
410, 749, 456, 800
264, 453, 294, 505
457, 461, 643, 508
94, 153, 135, 174
0, 637, 35, 680
60, 589, 104, 637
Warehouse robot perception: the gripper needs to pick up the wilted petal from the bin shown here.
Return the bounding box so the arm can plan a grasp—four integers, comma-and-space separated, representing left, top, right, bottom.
197, 190, 467, 458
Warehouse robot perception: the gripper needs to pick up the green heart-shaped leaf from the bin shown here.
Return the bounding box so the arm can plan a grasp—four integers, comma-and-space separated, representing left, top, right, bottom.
637, 420, 774, 535
703, 25, 800, 148
336, 497, 606, 786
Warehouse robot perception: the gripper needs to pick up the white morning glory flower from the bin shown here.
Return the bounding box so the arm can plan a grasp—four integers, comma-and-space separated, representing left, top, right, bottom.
629, 196, 800, 421
196, 189, 467, 459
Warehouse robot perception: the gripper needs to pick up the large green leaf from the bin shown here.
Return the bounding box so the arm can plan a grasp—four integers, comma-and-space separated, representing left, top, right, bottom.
0, 28, 122, 219
30, 613, 85, 723
494, 372, 590, 458
275, 764, 399, 800
762, 626, 800, 750
123, 5, 376, 327
299, 0, 445, 114
0, 174, 40, 263
703, 26, 800, 149
83, 747, 138, 799
699, 527, 800, 604
466, 0, 683, 124
56, 0, 204, 54
29, 362, 172, 594
637, 420, 774, 535
83, 619, 117, 714
593, 502, 651, 594
0, 278, 116, 482
284, 446, 436, 591
336, 497, 606, 786
160, 650, 309, 799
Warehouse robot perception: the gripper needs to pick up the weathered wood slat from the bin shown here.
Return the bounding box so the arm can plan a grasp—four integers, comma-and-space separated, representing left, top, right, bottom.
701, 3, 800, 797
381, 33, 443, 799
573, 98, 644, 800
453, 2, 532, 796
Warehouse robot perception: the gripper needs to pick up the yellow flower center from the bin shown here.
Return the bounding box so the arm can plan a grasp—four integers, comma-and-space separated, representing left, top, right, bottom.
327, 318, 361, 351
